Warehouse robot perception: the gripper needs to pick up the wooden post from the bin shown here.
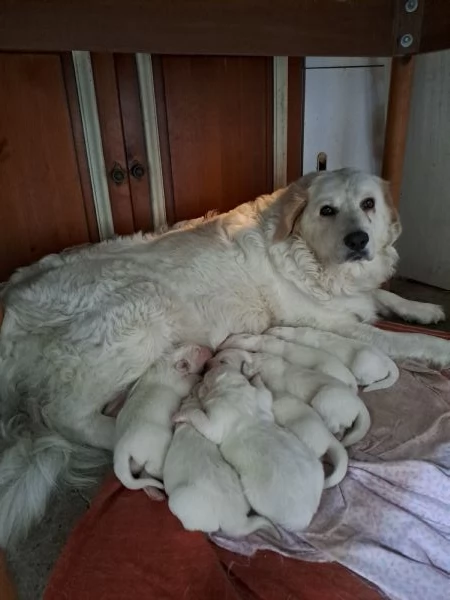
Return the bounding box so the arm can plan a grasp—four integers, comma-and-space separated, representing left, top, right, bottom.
382, 55, 415, 207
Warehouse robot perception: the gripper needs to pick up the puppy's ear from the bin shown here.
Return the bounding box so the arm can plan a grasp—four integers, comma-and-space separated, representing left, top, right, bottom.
175, 359, 190, 374
273, 172, 319, 242
242, 362, 256, 378
382, 180, 402, 243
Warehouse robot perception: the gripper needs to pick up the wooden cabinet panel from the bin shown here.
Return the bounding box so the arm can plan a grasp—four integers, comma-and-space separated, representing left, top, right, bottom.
0, 53, 97, 281
154, 56, 273, 223
92, 53, 153, 235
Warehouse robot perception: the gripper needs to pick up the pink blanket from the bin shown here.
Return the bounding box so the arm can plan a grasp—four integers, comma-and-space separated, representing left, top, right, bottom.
213, 362, 450, 600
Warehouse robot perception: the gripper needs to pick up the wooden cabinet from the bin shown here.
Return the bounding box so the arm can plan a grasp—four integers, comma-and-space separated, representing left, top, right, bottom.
153, 56, 274, 223
91, 53, 153, 235
0, 53, 98, 281
0, 52, 301, 280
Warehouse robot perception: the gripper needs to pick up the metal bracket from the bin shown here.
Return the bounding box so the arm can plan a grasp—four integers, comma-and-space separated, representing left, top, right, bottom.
392, 0, 425, 56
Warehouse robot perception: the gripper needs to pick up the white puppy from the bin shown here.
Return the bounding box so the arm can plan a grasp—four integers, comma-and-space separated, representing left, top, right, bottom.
221, 333, 357, 390
175, 365, 324, 532
210, 348, 371, 447
267, 326, 399, 391
114, 344, 212, 491
164, 391, 274, 537
273, 394, 348, 488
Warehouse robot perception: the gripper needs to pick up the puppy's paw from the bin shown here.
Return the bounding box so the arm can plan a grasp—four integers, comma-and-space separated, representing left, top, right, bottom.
250, 374, 264, 388
143, 486, 165, 501
265, 326, 284, 337
172, 408, 200, 424
242, 362, 257, 378
220, 333, 256, 350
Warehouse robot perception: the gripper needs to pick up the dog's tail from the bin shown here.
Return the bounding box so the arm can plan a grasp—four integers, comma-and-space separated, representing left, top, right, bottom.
341, 403, 371, 447
0, 428, 109, 548
113, 450, 164, 491
323, 437, 349, 489
363, 356, 400, 392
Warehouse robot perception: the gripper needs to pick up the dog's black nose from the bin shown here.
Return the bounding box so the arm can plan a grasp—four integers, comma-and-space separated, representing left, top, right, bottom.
344, 230, 369, 251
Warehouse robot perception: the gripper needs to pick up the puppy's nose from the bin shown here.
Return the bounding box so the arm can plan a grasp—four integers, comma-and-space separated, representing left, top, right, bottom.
344, 230, 369, 251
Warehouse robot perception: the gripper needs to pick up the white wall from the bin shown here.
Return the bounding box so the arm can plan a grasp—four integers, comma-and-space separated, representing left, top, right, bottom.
302, 53, 450, 290
397, 50, 450, 290
302, 57, 390, 175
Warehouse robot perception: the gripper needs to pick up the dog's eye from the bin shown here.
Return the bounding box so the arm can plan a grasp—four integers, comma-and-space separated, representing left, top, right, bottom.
360, 197, 375, 211
320, 205, 337, 217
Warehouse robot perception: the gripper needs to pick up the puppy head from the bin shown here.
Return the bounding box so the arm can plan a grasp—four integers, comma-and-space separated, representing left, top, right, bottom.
172, 344, 213, 376
206, 348, 253, 373
151, 344, 212, 391
274, 168, 401, 265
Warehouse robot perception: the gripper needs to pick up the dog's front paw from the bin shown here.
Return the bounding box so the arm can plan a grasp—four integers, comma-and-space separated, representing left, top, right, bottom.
412, 303, 445, 325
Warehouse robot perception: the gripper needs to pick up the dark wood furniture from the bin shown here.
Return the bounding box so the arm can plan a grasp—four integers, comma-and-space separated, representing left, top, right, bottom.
0, 0, 449, 279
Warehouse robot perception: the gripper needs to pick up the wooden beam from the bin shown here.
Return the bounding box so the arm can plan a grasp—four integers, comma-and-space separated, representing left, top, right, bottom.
382, 56, 415, 207
287, 57, 305, 182
0, 0, 395, 56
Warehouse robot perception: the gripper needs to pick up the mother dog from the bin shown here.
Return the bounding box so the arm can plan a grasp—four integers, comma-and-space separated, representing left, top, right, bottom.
0, 167, 448, 545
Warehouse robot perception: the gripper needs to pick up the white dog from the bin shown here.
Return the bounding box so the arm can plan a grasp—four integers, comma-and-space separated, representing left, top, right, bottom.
210, 348, 371, 447
1, 167, 449, 545
164, 391, 274, 537
266, 326, 399, 391
221, 333, 357, 389
273, 394, 348, 488
176, 365, 324, 532
114, 344, 211, 491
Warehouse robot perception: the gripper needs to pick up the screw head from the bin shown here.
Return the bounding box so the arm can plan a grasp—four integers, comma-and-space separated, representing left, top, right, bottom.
405, 0, 418, 13
400, 33, 414, 48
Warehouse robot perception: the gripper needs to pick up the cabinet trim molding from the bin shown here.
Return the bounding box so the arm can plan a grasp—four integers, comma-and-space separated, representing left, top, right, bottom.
72, 50, 114, 240
136, 53, 167, 230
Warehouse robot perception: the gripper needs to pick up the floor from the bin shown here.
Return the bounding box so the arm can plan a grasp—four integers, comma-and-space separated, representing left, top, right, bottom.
5, 277, 450, 599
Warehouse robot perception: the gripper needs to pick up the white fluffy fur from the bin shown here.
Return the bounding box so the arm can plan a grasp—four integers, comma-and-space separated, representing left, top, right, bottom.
1, 167, 448, 544
163, 392, 274, 537
266, 326, 399, 391
114, 344, 211, 490
221, 333, 357, 390
211, 348, 370, 447
176, 366, 324, 532
273, 394, 348, 488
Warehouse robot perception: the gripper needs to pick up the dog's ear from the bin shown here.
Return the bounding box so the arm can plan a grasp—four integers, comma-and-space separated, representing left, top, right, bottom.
273, 172, 319, 242
382, 180, 402, 243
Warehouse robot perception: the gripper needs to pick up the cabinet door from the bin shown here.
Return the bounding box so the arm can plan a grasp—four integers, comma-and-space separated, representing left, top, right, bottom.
153, 56, 274, 223
91, 53, 153, 235
0, 53, 98, 281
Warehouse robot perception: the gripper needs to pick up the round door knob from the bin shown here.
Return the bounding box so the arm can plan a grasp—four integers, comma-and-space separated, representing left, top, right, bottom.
110, 163, 126, 185
130, 162, 145, 180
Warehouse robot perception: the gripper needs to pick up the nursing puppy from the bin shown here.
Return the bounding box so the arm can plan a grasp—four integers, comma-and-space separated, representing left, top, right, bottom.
114, 344, 212, 491
267, 326, 398, 391
164, 391, 274, 537
273, 394, 348, 488
175, 365, 324, 532
221, 333, 357, 390
211, 348, 370, 447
